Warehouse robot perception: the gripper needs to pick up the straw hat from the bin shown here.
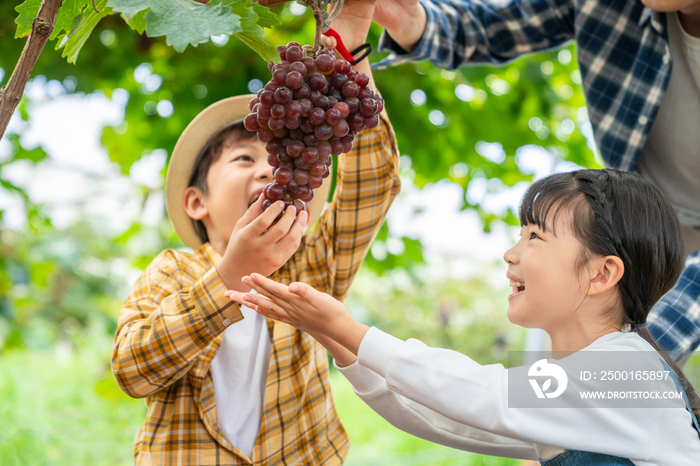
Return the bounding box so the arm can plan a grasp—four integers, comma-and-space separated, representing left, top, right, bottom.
165, 94, 331, 250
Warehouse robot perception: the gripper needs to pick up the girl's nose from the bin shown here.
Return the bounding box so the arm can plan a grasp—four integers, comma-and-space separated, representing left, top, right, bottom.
503, 244, 518, 265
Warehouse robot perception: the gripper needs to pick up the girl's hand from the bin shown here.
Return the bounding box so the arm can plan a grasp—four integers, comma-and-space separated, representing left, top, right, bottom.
224, 273, 348, 336
225, 273, 370, 354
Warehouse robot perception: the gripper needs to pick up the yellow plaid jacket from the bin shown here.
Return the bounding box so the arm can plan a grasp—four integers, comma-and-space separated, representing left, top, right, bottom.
112, 112, 400, 466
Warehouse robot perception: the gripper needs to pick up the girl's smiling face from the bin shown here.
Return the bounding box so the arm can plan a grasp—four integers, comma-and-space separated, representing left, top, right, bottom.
503, 213, 590, 332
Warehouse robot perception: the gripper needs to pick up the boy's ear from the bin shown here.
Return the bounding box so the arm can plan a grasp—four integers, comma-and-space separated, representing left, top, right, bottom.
183, 186, 208, 221
588, 255, 624, 295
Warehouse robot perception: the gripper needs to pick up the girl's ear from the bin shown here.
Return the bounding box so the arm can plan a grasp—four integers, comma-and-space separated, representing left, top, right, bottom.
588, 255, 624, 295
183, 186, 208, 221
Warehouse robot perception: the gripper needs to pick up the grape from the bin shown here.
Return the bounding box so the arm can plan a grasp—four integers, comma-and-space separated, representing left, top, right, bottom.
286, 46, 302, 62
244, 113, 260, 131
341, 81, 360, 98
273, 69, 288, 85
294, 169, 310, 186
285, 116, 301, 130
258, 105, 272, 120
314, 123, 333, 141
268, 117, 285, 131
275, 166, 293, 185
270, 104, 286, 119
293, 83, 311, 100
354, 72, 370, 87
289, 61, 307, 76
267, 154, 281, 168
249, 41, 383, 212
308, 175, 323, 189
265, 182, 285, 201
274, 87, 293, 104
302, 146, 319, 163
266, 140, 282, 154
334, 102, 350, 118
310, 160, 326, 176
287, 140, 304, 158
286, 71, 304, 90
360, 98, 378, 116
325, 108, 342, 125
295, 158, 311, 170
332, 119, 349, 137
316, 54, 334, 73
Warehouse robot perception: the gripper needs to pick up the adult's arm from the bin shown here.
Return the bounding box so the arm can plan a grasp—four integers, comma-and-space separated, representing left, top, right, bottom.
375, 0, 576, 70
649, 250, 700, 362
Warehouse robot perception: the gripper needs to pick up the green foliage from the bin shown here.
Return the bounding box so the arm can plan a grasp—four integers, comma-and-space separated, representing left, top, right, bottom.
60, 0, 112, 63
14, 0, 280, 63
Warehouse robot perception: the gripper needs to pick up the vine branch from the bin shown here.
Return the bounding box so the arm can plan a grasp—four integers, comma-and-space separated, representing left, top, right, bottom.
0, 0, 62, 140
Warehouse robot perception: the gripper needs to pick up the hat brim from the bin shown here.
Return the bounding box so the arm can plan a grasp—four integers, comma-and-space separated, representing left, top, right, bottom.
165, 94, 331, 250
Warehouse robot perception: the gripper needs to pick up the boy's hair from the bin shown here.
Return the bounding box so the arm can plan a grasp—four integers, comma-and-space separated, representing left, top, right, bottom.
518, 168, 699, 418
187, 122, 257, 243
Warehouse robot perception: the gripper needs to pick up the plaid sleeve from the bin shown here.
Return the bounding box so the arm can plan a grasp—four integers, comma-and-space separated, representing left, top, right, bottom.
111, 249, 243, 398
375, 0, 576, 70
287, 111, 401, 301
648, 251, 700, 362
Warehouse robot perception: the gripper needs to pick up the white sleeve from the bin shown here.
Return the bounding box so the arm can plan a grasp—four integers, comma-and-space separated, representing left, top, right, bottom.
335, 360, 539, 460
357, 327, 669, 461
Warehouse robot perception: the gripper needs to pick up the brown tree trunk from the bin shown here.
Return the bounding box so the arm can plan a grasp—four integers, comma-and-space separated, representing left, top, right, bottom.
0, 0, 62, 140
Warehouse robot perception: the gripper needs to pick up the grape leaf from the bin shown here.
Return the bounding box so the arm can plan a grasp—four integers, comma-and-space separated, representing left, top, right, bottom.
224, 0, 279, 60
14, 0, 41, 38
108, 0, 243, 52
15, 0, 91, 40
250, 1, 281, 29
121, 10, 147, 34
233, 31, 278, 62
59, 0, 111, 63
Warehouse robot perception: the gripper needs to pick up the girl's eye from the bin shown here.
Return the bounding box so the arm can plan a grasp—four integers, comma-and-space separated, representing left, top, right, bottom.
529, 232, 540, 240
233, 155, 254, 162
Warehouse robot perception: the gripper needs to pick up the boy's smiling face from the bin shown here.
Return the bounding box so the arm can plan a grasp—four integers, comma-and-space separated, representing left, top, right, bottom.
186, 135, 273, 254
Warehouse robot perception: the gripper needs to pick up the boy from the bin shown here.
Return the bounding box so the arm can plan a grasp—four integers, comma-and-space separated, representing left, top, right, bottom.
111, 11, 400, 464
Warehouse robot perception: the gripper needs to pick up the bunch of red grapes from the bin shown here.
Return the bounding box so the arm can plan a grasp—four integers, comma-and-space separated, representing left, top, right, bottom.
244, 41, 384, 212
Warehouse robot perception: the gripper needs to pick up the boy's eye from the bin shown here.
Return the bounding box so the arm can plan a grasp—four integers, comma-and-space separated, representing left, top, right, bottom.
529, 232, 540, 240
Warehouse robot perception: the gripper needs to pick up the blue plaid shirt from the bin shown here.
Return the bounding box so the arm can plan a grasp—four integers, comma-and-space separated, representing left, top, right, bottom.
375, 0, 700, 360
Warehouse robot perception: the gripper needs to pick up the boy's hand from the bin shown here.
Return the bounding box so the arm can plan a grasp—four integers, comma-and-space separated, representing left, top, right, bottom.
216, 196, 308, 292
225, 273, 349, 336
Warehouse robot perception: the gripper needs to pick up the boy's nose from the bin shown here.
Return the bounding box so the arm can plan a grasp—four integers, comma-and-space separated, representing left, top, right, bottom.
256, 162, 273, 180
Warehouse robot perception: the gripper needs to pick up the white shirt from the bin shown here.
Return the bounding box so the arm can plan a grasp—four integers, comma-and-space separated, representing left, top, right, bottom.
337, 328, 700, 465
211, 297, 271, 459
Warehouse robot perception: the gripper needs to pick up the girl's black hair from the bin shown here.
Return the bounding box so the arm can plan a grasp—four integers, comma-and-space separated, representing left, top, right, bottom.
518, 168, 699, 418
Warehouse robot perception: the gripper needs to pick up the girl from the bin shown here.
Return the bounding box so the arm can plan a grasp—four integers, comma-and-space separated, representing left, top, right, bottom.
225, 169, 700, 465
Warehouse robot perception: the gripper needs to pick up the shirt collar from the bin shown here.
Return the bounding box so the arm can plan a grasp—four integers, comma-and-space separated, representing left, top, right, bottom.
197, 242, 222, 267
638, 6, 665, 34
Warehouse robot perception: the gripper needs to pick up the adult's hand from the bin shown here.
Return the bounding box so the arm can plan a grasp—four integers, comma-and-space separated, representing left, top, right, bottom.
373, 0, 427, 52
